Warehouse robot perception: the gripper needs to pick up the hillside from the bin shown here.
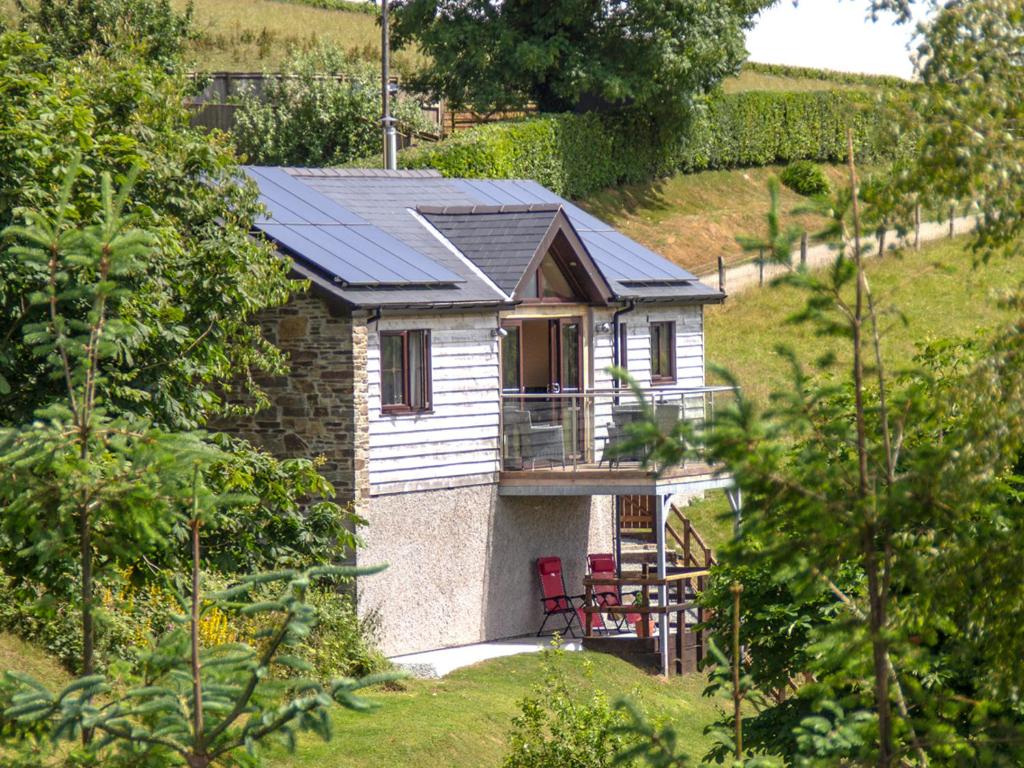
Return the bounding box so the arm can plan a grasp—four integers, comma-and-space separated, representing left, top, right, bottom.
580, 164, 853, 275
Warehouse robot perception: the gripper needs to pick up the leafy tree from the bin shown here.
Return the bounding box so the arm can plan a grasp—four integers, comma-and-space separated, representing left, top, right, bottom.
0, 32, 292, 430
613, 137, 1024, 766
13, 0, 195, 71
232, 44, 432, 167
390, 0, 771, 121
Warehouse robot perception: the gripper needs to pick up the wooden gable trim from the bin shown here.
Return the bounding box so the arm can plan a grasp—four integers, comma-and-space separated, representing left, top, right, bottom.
511, 208, 612, 305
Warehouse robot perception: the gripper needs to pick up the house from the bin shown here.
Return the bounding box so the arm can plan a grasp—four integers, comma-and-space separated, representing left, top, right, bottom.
229, 167, 739, 667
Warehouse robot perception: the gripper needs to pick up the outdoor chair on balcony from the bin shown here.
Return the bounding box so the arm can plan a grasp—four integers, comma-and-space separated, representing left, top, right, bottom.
601, 404, 644, 468
503, 407, 566, 470
587, 553, 641, 632
536, 556, 589, 637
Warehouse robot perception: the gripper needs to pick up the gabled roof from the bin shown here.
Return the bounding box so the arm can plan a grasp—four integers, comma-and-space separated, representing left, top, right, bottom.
420, 204, 612, 304
241, 167, 724, 309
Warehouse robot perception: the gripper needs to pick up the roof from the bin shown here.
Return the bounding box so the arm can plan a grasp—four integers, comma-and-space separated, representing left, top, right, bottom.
242, 167, 724, 309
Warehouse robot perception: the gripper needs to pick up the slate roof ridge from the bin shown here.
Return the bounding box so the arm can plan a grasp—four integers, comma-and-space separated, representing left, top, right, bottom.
418, 203, 562, 215
284, 167, 443, 179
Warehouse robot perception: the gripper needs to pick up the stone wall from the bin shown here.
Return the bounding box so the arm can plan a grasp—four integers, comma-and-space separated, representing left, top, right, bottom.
357, 484, 615, 656
225, 293, 360, 504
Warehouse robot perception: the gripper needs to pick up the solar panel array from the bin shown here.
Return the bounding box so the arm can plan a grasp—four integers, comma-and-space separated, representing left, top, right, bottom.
454, 179, 698, 284
244, 167, 464, 287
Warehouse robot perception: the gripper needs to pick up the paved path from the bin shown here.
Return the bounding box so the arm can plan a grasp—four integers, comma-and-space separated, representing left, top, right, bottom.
390, 636, 582, 678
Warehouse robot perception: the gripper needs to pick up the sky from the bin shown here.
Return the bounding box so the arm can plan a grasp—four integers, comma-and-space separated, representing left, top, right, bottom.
745, 0, 929, 79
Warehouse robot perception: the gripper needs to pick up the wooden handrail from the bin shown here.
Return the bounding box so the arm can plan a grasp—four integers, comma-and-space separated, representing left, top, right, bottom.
583, 569, 710, 587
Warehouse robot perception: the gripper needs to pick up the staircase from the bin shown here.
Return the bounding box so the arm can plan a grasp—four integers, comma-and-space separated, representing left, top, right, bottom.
616, 496, 718, 576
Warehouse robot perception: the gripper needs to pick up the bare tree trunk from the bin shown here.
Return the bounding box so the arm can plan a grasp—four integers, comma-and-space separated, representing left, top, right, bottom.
847, 129, 893, 768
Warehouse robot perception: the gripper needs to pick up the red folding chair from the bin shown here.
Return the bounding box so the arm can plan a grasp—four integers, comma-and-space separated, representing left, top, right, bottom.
587, 553, 640, 632
536, 556, 592, 637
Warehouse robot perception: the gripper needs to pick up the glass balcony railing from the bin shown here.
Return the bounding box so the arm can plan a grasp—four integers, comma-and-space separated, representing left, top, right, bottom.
499, 386, 736, 472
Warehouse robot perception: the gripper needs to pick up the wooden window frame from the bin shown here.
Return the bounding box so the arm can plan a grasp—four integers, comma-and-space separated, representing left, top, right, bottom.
650, 321, 676, 385
380, 329, 432, 414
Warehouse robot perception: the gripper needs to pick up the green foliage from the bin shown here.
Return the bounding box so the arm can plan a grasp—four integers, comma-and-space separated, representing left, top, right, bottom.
742, 62, 914, 92
401, 91, 909, 199
0, 565, 398, 767
391, 0, 769, 122
232, 44, 431, 167
13, 0, 195, 71
779, 161, 831, 197
735, 178, 803, 264
278, 0, 376, 12
502, 649, 638, 768
0, 32, 292, 429
300, 588, 387, 680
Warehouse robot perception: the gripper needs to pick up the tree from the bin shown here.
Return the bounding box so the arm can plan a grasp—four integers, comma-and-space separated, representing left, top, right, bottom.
390, 0, 771, 121
13, 0, 195, 71
0, 32, 292, 430
613, 135, 1024, 766
232, 44, 431, 167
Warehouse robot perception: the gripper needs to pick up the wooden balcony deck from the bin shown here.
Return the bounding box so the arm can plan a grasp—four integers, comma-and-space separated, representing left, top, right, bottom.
498, 460, 731, 496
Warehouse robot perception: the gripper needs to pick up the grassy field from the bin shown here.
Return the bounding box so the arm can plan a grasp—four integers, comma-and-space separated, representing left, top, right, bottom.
268, 649, 725, 768
676, 235, 1024, 554
580, 164, 852, 275
176, 0, 424, 74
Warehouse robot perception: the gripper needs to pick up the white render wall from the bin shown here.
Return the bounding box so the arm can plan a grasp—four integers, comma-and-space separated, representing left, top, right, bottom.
356, 485, 615, 656
366, 312, 501, 495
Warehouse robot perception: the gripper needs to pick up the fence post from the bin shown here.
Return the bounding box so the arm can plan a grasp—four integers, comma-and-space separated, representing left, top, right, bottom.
758, 248, 765, 287
717, 256, 725, 294
914, 203, 921, 250
949, 203, 956, 238
800, 232, 808, 268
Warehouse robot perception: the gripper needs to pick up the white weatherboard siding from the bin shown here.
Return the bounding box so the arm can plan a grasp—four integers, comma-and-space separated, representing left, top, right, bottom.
367, 313, 501, 494
592, 305, 705, 462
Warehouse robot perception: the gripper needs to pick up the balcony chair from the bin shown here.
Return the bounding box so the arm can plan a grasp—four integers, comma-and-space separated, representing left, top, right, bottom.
601, 404, 644, 468
503, 407, 565, 470
587, 553, 641, 632
536, 556, 593, 637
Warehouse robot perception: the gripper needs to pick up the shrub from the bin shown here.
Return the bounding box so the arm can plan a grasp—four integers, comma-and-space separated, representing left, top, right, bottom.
401, 90, 912, 198
232, 43, 431, 166
780, 160, 831, 197
502, 650, 640, 768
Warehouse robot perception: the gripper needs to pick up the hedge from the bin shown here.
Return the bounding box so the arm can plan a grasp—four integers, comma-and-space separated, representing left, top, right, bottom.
400, 90, 912, 199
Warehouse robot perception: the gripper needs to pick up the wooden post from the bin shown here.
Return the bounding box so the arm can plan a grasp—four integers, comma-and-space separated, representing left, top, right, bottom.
914, 203, 921, 250
877, 227, 886, 259
717, 255, 725, 294
654, 494, 669, 677
695, 573, 706, 665
800, 232, 808, 268
640, 564, 650, 638
674, 578, 684, 675
731, 581, 744, 761
758, 248, 765, 287
949, 203, 956, 238
683, 521, 692, 567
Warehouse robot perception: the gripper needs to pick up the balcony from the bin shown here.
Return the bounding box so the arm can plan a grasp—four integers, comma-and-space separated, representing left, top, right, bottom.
498, 386, 736, 496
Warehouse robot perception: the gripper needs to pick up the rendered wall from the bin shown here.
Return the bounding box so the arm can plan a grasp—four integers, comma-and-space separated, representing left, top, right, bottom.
356, 485, 615, 656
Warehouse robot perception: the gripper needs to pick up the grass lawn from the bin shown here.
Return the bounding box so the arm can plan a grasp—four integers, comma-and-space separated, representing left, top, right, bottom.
0, 632, 68, 688
268, 650, 726, 768
579, 164, 852, 275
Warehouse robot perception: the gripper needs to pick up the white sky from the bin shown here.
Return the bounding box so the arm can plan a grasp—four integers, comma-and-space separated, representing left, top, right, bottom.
745, 0, 929, 79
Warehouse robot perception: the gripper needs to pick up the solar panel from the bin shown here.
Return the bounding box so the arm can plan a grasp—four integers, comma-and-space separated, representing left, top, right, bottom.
245, 167, 465, 286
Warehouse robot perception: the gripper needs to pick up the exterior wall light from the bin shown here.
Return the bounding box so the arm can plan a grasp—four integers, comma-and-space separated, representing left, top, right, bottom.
492, 327, 509, 338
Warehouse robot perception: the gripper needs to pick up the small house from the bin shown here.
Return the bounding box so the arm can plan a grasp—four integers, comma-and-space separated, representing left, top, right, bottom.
230, 167, 737, 664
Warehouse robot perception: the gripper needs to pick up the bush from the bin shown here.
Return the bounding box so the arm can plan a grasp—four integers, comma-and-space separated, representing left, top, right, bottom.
401, 90, 913, 198
502, 650, 640, 768
780, 160, 831, 197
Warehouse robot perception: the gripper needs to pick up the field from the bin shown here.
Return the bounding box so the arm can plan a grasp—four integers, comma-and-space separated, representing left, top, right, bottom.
175, 0, 424, 74
580, 164, 852, 275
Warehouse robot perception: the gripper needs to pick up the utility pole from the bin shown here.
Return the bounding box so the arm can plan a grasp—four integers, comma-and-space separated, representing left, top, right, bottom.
380, 0, 398, 170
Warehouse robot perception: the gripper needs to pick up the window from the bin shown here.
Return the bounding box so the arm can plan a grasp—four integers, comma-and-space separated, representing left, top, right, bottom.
501, 325, 521, 392
519, 252, 585, 302
380, 330, 431, 413
650, 321, 675, 384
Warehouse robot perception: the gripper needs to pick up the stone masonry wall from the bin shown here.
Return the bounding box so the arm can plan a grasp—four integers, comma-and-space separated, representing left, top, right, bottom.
225, 293, 359, 504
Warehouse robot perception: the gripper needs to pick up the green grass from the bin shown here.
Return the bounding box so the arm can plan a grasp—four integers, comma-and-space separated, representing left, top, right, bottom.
579, 164, 852, 274
268, 650, 726, 768
0, 632, 68, 688
177, 0, 424, 74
